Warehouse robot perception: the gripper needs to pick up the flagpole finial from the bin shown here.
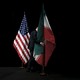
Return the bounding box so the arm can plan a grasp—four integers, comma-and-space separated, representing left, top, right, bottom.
23, 11, 26, 19
41, 3, 45, 16
24, 11, 26, 15
42, 3, 44, 10
42, 3, 44, 7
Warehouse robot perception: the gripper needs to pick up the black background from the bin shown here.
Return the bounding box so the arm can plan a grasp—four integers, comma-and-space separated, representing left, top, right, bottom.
0, 0, 79, 75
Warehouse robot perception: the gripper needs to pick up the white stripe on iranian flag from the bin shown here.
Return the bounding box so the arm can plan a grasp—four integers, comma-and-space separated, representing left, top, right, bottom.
44, 15, 52, 30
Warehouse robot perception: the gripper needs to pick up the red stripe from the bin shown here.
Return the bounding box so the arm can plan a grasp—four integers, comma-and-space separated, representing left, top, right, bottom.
36, 26, 56, 66
27, 34, 30, 40
37, 54, 44, 66
44, 27, 55, 44
15, 39, 27, 62
45, 41, 55, 66
24, 35, 28, 45
24, 35, 30, 56
13, 42, 26, 64
36, 41, 55, 67
15, 38, 28, 62
18, 34, 30, 57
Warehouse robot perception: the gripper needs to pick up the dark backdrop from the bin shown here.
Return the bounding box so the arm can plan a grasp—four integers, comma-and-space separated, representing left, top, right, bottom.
0, 0, 78, 75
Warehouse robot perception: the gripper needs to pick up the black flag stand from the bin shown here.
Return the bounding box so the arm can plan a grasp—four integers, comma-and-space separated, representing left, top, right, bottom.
40, 40, 47, 76
19, 62, 24, 68
19, 50, 24, 68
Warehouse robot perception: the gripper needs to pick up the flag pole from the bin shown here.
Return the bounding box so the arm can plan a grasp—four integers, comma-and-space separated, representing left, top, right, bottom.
39, 4, 47, 76
19, 62, 24, 68
40, 40, 47, 76
19, 50, 24, 68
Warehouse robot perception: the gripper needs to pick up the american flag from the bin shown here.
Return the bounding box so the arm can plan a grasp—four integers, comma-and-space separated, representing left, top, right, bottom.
13, 13, 30, 64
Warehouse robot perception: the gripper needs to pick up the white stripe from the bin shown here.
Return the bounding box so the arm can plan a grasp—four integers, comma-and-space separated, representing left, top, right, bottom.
24, 34, 30, 55
18, 31, 29, 48
34, 55, 40, 61
24, 35, 30, 45
33, 51, 40, 61
21, 35, 30, 55
24, 33, 30, 43
18, 32, 30, 55
27, 48, 30, 55
28, 49, 30, 55
14, 40, 27, 63
44, 15, 52, 31
27, 33, 30, 38
18, 31, 26, 45
16, 35, 30, 60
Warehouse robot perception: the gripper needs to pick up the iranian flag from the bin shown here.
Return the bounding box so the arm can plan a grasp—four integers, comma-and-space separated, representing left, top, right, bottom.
33, 6, 56, 66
